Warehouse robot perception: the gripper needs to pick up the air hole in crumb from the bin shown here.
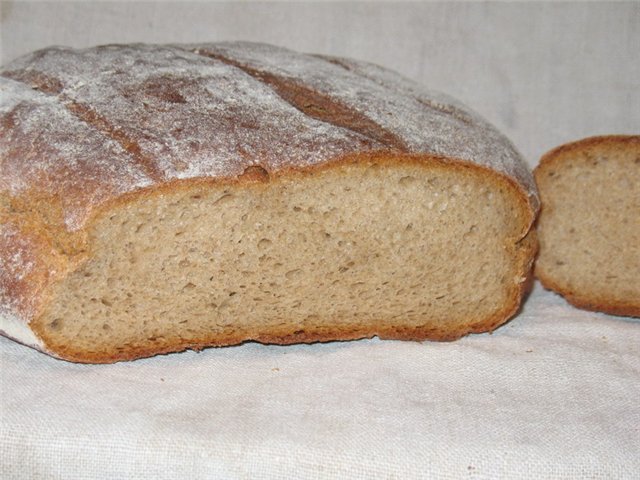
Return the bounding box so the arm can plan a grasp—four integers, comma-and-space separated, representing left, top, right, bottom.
213, 193, 234, 206
463, 225, 477, 239
102, 324, 111, 331
49, 318, 62, 330
101, 298, 113, 307
399, 175, 416, 186
258, 238, 272, 250
183, 282, 197, 290
229, 291, 237, 297
240, 165, 269, 182
285, 269, 301, 280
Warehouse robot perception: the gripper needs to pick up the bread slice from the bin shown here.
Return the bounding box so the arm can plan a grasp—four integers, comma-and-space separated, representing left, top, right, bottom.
534, 135, 640, 316
0, 42, 538, 363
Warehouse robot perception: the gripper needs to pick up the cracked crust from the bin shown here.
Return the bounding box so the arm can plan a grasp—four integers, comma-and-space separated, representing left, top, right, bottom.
0, 42, 539, 362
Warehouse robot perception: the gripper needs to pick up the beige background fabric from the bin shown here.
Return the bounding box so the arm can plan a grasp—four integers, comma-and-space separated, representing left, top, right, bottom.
1, 2, 639, 478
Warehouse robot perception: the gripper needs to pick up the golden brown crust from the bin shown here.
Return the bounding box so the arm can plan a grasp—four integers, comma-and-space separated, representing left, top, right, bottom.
0, 220, 63, 326
537, 135, 640, 171
534, 134, 640, 317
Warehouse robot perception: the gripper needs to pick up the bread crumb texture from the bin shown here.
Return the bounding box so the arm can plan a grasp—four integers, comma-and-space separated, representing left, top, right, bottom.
0, 42, 537, 362
534, 135, 640, 317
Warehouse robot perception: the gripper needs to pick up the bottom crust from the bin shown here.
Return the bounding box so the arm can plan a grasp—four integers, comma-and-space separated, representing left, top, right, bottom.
536, 271, 640, 318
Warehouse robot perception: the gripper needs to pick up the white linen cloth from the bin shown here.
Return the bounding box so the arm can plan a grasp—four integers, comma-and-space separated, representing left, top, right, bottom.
1, 284, 639, 479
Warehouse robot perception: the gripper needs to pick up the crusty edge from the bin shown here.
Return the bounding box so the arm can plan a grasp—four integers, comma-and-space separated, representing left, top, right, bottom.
534, 134, 640, 318
535, 268, 640, 318
11, 151, 537, 363
536, 135, 640, 171
0, 215, 72, 356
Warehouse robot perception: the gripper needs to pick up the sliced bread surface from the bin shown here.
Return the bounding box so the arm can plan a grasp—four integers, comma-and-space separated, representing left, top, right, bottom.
534, 135, 640, 316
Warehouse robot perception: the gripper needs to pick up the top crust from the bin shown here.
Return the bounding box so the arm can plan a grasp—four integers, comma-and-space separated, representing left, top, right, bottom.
0, 42, 539, 344
537, 135, 640, 170
1, 42, 538, 230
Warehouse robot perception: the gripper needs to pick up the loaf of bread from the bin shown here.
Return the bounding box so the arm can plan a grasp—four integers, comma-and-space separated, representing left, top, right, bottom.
534, 135, 639, 316
0, 42, 538, 363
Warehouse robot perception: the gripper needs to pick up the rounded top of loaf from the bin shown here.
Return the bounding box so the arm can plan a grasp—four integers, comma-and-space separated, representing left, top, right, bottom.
1, 41, 538, 232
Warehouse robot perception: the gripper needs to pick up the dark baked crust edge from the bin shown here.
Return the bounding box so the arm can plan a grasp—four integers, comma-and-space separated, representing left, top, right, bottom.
536, 135, 640, 171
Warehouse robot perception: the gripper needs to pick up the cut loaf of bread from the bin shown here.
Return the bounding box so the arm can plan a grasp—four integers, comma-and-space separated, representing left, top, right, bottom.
534, 135, 639, 316
0, 42, 538, 363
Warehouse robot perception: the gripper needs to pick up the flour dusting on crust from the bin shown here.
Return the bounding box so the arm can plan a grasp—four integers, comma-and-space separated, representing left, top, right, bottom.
0, 42, 539, 352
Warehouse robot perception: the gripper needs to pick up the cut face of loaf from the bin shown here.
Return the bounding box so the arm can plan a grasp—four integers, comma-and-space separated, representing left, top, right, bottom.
0, 42, 538, 362
534, 136, 640, 316
33, 159, 536, 362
